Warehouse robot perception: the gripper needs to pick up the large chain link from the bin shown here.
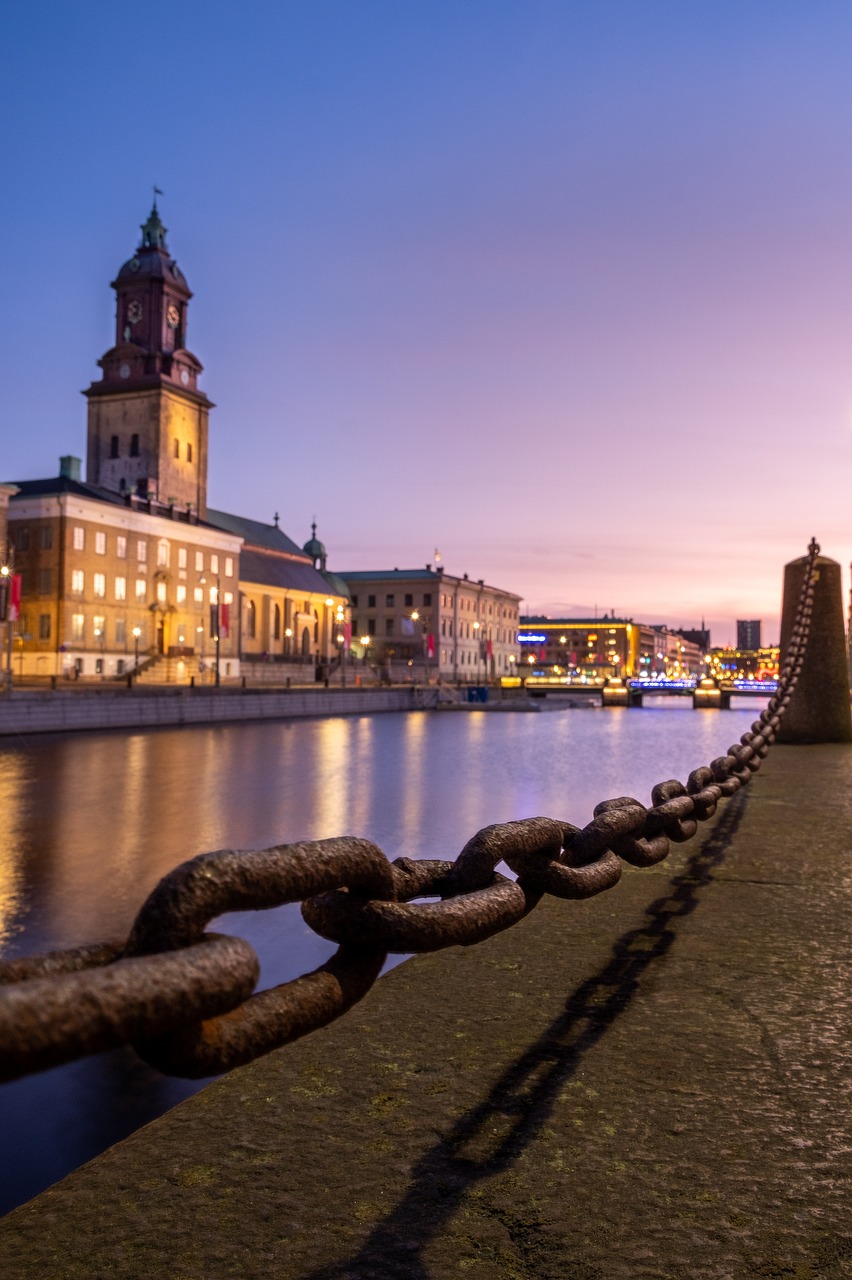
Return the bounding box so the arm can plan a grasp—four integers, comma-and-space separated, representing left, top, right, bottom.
0, 540, 820, 1080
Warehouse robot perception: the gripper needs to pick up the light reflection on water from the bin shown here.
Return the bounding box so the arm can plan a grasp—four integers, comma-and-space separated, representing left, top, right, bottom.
0, 701, 763, 1213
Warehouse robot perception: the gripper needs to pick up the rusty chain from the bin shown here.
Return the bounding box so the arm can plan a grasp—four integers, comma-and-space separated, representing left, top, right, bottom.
0, 539, 821, 1081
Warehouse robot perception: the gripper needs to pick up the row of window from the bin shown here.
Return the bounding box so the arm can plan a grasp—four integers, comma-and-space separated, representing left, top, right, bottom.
68, 572, 235, 607
15, 525, 236, 576
347, 589, 516, 620
350, 592, 433, 610
109, 435, 194, 463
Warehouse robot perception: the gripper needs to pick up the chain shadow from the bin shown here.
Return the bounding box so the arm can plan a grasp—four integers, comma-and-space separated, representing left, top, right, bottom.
304, 788, 749, 1280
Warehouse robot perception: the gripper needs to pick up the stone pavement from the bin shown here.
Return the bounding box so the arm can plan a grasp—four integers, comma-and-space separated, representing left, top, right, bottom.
1, 744, 851, 1279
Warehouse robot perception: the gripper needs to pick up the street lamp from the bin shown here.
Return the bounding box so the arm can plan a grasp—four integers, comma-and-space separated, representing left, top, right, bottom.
360, 635, 371, 674
132, 626, 141, 675
473, 620, 481, 685
93, 626, 105, 679
0, 562, 11, 691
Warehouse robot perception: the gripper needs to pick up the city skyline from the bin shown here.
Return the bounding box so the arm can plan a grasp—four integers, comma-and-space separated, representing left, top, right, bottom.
4, 3, 852, 645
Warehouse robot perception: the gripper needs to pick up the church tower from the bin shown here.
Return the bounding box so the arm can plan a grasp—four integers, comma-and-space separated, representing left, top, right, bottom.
84, 201, 213, 518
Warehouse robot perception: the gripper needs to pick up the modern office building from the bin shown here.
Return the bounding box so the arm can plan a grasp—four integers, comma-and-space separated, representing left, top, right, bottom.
736, 619, 762, 650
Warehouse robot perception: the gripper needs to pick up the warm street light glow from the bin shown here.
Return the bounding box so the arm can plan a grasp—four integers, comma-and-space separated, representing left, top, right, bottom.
325, 598, 334, 607
285, 628, 293, 638
360, 635, 371, 647
132, 627, 141, 639
411, 610, 419, 621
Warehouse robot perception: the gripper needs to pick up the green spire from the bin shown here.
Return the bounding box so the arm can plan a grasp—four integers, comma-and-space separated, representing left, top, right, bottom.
139, 196, 167, 250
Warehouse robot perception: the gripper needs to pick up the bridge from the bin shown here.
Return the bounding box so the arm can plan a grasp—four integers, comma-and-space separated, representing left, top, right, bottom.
1, 542, 851, 1278
526, 675, 780, 709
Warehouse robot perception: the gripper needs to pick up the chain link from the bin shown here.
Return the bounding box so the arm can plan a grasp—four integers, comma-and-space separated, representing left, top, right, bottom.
0, 540, 821, 1081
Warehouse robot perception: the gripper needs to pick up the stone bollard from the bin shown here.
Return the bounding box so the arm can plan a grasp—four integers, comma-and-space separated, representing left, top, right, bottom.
778, 550, 852, 743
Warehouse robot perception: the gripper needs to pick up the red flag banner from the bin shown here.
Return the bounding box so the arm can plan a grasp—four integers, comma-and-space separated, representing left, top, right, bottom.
220, 603, 230, 638
9, 575, 21, 622
427, 633, 435, 658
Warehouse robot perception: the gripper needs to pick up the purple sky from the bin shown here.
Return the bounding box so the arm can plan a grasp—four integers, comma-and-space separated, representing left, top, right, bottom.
3, 2, 852, 646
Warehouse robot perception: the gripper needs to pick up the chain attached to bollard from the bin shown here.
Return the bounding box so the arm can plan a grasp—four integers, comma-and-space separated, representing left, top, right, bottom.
0, 540, 821, 1081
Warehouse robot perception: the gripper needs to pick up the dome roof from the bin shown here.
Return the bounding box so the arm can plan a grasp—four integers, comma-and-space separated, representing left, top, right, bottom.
303, 521, 327, 561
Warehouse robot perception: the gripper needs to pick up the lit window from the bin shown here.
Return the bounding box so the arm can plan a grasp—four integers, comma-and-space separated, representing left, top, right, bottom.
157, 540, 169, 567
178, 547, 187, 569
115, 577, 126, 601
156, 582, 167, 604
193, 587, 203, 604
137, 540, 147, 563
135, 578, 146, 601
225, 557, 233, 577
195, 551, 204, 571
211, 555, 219, 574
71, 569, 84, 593
176, 584, 187, 604
71, 614, 84, 641
93, 574, 106, 598
116, 536, 127, 559
95, 531, 106, 555
224, 591, 233, 605
73, 526, 85, 551
115, 619, 126, 645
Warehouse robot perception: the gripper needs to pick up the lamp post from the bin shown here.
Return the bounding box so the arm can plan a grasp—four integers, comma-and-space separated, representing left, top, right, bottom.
335, 602, 347, 688
360, 634, 371, 678
0, 562, 11, 692
93, 626, 105, 679
132, 626, 141, 676
473, 620, 481, 685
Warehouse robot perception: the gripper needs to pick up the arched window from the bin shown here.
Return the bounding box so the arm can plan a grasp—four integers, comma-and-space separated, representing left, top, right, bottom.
109, 435, 119, 459
246, 600, 256, 640
273, 603, 281, 640
301, 627, 310, 656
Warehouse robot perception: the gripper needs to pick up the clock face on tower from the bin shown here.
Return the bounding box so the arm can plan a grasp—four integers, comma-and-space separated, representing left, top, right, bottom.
127, 300, 143, 325
167, 304, 180, 329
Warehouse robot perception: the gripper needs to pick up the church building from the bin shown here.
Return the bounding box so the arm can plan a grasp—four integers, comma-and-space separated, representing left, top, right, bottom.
5, 203, 346, 681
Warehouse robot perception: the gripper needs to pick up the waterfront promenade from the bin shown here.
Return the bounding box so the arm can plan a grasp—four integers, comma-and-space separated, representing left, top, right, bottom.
1, 742, 849, 1278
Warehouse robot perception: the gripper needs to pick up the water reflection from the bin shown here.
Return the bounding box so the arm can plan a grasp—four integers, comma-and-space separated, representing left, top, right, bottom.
0, 703, 763, 1214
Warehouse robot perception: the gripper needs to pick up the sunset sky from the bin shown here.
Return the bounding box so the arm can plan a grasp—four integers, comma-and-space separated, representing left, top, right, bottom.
3, 2, 852, 645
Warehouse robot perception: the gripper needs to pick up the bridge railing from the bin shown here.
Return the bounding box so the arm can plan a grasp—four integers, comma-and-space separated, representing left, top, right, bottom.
0, 538, 834, 1084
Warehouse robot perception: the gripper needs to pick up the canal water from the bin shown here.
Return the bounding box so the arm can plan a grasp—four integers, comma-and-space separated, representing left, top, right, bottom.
0, 701, 764, 1214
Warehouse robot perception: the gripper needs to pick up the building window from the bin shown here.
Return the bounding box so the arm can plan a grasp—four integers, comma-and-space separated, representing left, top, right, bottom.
224, 557, 233, 577
386, 594, 394, 607
95, 531, 106, 555
71, 614, 84, 642
224, 591, 233, 605
38, 614, 51, 640
39, 526, 53, 551
273, 603, 281, 640
385, 619, 393, 636
71, 569, 84, 593
176, 584, 187, 605
37, 569, 52, 594
174, 438, 180, 459
115, 577, 126, 601
130, 434, 140, 457
116, 536, 127, 559
73, 526, 85, 551
16, 528, 30, 552
246, 600, 257, 639
157, 540, 169, 567
367, 618, 376, 636
178, 547, 187, 569
137, 540, 147, 563
423, 593, 431, 606
351, 594, 358, 608
367, 595, 376, 608
210, 555, 219, 574
187, 443, 193, 463
195, 551, 204, 571
93, 573, 106, 598
110, 435, 119, 459
193, 587, 203, 604
404, 594, 413, 607
115, 619, 126, 645
156, 582, 167, 604
135, 578, 146, 601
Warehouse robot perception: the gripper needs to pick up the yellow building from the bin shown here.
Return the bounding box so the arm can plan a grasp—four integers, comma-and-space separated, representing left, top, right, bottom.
5, 202, 345, 682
